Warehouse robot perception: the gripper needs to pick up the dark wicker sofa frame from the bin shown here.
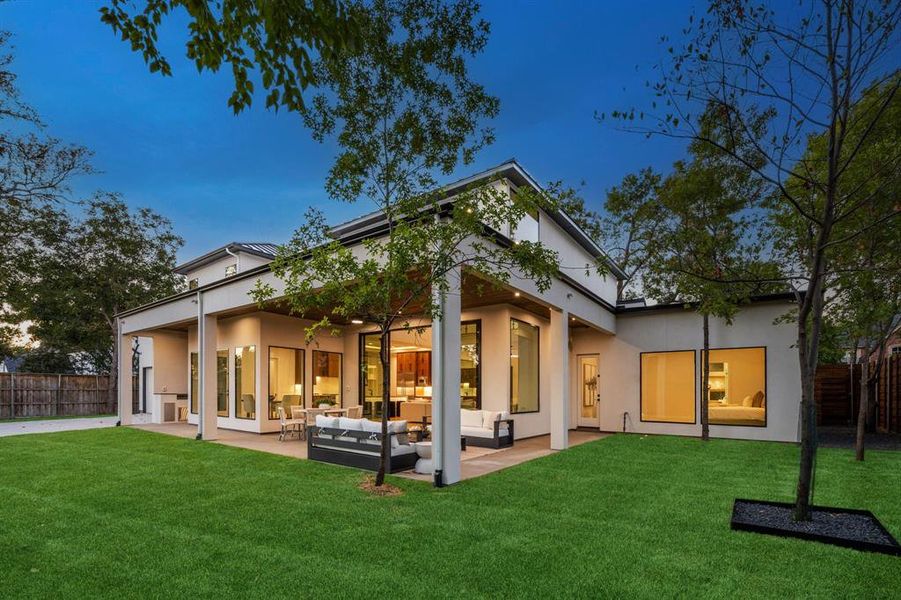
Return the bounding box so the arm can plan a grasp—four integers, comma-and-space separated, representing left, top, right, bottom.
307, 426, 418, 473
464, 418, 515, 449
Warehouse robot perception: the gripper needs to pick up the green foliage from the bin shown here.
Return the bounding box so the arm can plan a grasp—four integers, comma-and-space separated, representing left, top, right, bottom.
9, 194, 184, 373
16, 346, 78, 374
549, 168, 665, 301
99, 0, 360, 113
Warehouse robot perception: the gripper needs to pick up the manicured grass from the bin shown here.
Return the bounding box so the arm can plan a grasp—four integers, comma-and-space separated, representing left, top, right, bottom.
0, 430, 898, 598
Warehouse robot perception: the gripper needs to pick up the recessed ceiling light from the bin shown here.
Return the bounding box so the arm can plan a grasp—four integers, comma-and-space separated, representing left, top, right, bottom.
514, 292, 520, 297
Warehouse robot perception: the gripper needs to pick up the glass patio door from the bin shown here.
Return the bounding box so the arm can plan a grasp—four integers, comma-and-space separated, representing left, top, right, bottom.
577, 355, 600, 427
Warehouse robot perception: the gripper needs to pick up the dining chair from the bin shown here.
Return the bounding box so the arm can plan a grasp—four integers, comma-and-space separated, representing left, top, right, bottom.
346, 405, 363, 419
291, 406, 307, 440
277, 406, 299, 441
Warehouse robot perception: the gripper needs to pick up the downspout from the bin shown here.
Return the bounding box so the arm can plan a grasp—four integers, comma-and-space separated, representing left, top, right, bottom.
116, 316, 123, 426
432, 288, 445, 487
225, 245, 240, 273
195, 290, 204, 440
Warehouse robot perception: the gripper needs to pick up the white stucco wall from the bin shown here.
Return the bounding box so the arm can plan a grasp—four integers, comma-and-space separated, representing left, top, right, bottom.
570, 300, 801, 442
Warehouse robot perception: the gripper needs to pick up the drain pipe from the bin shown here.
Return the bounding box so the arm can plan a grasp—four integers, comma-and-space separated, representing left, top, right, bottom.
432, 287, 445, 487
195, 290, 204, 440
622, 411, 629, 433
225, 245, 240, 273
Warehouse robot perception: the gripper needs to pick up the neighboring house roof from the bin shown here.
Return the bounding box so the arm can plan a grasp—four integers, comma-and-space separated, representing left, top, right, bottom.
329, 159, 628, 280
617, 292, 801, 314
174, 242, 279, 275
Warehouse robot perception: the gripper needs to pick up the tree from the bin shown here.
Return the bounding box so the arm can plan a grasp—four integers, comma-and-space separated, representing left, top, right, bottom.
819, 76, 901, 461
552, 168, 665, 302
0, 30, 92, 316
251, 0, 562, 486
645, 121, 776, 441
100, 0, 360, 113
9, 194, 184, 406
609, 0, 901, 520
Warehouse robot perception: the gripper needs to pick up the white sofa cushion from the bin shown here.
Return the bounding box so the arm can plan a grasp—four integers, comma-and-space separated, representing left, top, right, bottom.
339, 417, 363, 431
388, 420, 409, 447
316, 415, 340, 428
461, 425, 494, 438
461, 409, 484, 428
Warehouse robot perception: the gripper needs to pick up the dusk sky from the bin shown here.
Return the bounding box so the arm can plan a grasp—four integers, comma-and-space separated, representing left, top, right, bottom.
4, 1, 696, 262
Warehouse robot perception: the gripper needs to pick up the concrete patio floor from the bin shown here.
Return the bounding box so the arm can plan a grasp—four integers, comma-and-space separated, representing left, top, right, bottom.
132, 422, 608, 480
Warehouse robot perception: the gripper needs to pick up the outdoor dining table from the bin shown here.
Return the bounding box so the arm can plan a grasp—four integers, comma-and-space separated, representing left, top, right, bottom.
290, 407, 348, 418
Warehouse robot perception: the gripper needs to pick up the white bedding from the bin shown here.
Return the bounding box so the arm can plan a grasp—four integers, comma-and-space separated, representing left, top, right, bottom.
709, 404, 765, 423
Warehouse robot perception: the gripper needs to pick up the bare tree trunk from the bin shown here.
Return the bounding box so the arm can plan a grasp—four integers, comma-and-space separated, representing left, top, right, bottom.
856, 357, 868, 461
701, 313, 710, 441
375, 328, 391, 487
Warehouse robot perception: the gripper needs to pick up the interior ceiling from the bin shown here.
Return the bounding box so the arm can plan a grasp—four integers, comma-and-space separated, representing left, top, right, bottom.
145, 270, 590, 331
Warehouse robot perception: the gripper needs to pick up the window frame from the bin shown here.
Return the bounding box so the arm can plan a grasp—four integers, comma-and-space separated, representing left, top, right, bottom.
188, 278, 199, 290
639, 349, 697, 425
189, 351, 198, 414
216, 348, 229, 417
460, 319, 482, 410
234, 345, 256, 420
701, 345, 768, 428
267, 345, 305, 421
509, 317, 540, 415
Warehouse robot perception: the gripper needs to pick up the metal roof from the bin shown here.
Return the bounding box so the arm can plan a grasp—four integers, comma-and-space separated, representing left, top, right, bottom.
174, 242, 278, 274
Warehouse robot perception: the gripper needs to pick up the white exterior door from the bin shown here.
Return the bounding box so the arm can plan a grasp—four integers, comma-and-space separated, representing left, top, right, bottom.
577, 354, 600, 428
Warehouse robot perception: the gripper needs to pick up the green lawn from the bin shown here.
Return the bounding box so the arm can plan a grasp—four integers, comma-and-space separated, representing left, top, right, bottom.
0, 430, 898, 598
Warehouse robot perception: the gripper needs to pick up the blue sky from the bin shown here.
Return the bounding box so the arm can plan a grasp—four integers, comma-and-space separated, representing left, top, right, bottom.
4, 1, 696, 262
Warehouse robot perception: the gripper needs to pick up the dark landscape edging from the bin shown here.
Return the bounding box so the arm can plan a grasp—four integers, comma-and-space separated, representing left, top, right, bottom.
731, 498, 901, 556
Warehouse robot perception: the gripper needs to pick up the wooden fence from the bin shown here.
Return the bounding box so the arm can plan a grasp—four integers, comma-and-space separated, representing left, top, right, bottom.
815, 354, 900, 433
0, 373, 139, 419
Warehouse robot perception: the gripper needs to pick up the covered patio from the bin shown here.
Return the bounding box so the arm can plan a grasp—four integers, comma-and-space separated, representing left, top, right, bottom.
133, 420, 607, 481
117, 260, 617, 486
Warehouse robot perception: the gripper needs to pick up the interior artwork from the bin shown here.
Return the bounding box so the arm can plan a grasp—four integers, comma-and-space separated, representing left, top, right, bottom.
703, 347, 766, 426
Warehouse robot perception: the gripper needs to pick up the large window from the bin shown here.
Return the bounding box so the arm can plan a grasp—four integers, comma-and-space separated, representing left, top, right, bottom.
235, 345, 256, 419
703, 347, 766, 427
361, 333, 383, 418
641, 351, 695, 423
190, 352, 198, 414
510, 319, 539, 414
312, 350, 342, 407
216, 349, 229, 417
461, 321, 481, 409
360, 322, 481, 418
268, 347, 304, 420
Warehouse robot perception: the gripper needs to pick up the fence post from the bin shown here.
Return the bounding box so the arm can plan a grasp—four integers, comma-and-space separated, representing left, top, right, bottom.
10, 372, 14, 419
95, 374, 100, 416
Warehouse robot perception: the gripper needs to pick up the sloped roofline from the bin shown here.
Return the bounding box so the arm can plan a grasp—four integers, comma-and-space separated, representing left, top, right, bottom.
328, 159, 628, 280
174, 242, 278, 275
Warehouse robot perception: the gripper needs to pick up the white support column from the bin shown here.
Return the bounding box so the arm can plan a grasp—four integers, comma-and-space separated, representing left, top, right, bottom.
199, 310, 219, 441
431, 266, 462, 486
549, 308, 570, 450
117, 319, 133, 426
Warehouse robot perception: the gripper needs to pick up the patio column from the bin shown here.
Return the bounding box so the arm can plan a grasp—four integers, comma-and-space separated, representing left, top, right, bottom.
431, 265, 462, 486
549, 308, 570, 450
198, 309, 219, 441
117, 319, 133, 426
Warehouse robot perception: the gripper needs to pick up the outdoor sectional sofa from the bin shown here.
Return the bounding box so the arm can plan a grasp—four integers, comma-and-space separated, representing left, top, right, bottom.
307, 416, 418, 473
460, 409, 514, 449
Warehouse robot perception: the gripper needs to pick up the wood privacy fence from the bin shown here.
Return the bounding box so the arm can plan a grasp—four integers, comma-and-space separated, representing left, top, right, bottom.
0, 373, 139, 419
815, 354, 900, 433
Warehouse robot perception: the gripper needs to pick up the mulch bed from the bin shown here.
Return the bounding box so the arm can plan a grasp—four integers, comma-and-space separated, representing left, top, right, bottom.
358, 475, 404, 497
731, 499, 901, 556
